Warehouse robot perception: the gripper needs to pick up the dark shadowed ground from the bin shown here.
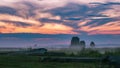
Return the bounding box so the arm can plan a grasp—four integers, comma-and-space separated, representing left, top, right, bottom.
0, 55, 111, 68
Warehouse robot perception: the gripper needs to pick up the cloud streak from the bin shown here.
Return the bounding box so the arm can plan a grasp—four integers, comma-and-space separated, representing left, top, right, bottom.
79, 21, 120, 35
0, 14, 75, 34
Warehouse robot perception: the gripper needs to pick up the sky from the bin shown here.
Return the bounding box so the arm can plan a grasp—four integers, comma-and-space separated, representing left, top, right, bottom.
0, 0, 120, 48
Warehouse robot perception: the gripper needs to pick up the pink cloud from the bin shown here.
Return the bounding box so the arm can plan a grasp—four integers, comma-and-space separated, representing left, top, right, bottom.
79, 21, 120, 35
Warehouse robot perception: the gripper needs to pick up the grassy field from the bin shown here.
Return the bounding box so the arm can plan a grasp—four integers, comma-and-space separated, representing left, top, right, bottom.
0, 55, 107, 68
1, 49, 119, 68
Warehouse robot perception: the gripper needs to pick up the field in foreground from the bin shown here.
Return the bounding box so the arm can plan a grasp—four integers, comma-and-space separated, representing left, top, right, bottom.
0, 55, 108, 68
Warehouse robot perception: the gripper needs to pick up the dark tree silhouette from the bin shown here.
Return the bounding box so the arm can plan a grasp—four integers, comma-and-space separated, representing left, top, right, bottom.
80, 40, 86, 50
71, 36, 80, 46
80, 40, 86, 46
90, 41, 95, 47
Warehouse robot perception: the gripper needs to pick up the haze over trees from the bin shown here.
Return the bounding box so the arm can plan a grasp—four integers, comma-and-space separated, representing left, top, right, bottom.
90, 41, 95, 48
71, 37, 80, 46
70, 37, 86, 51
70, 36, 97, 52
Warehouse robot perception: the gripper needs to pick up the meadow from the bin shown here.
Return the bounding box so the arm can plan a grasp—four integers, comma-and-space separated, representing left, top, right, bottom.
0, 49, 120, 68
0, 55, 108, 68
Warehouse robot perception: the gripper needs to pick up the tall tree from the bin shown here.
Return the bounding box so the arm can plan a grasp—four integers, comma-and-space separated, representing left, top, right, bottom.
80, 40, 86, 46
80, 40, 86, 50
90, 41, 95, 47
71, 36, 80, 46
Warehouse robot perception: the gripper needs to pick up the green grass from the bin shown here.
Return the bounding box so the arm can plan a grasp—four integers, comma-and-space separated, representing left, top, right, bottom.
0, 55, 109, 68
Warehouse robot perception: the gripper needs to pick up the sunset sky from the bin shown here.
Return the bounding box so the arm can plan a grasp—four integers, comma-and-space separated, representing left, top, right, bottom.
0, 0, 120, 47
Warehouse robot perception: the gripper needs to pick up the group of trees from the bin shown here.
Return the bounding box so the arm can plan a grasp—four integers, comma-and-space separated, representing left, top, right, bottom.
71, 37, 96, 48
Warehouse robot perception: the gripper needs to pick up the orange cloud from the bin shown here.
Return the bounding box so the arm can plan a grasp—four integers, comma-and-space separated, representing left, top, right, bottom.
0, 23, 77, 34
79, 21, 120, 35
0, 14, 41, 25
0, 14, 76, 34
78, 20, 91, 26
